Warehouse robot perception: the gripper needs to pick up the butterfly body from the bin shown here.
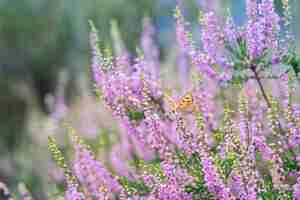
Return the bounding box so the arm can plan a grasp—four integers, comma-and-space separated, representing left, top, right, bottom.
164, 91, 198, 114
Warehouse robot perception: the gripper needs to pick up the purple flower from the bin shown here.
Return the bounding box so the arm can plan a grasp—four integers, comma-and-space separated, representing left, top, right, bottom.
246, 0, 280, 60
175, 8, 194, 56
45, 3, 299, 199
155, 183, 191, 200
246, 19, 265, 60
71, 134, 122, 199
198, 148, 234, 200
258, 0, 280, 50
224, 16, 238, 45
143, 111, 172, 160
294, 177, 300, 200
65, 182, 85, 200
253, 136, 274, 160
228, 174, 247, 199
201, 11, 224, 59
150, 162, 192, 200
141, 17, 160, 79
246, 0, 258, 21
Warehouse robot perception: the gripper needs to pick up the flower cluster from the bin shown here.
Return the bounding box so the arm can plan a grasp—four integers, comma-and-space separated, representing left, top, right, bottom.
44, 0, 300, 200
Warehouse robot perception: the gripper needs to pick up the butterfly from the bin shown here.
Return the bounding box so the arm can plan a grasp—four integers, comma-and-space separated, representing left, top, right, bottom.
164, 90, 198, 114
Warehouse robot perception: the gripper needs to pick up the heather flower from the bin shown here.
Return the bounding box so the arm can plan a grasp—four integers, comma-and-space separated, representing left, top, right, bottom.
194, 86, 219, 132
65, 180, 85, 200
175, 6, 231, 82
246, 0, 257, 22
89, 21, 104, 89
174, 114, 195, 156
48, 136, 86, 200
279, 76, 300, 147
43, 1, 300, 200
221, 105, 240, 155
240, 147, 259, 200
294, 177, 300, 200
196, 113, 234, 200
177, 51, 190, 90
269, 151, 287, 190
174, 6, 195, 56
199, 148, 234, 200
258, 0, 280, 50
153, 162, 192, 200
238, 91, 250, 147
110, 144, 135, 178
141, 17, 160, 79
253, 136, 274, 160
155, 182, 191, 200
143, 110, 173, 161
224, 15, 238, 45
228, 174, 247, 199
130, 133, 155, 161
175, 6, 192, 89
246, 19, 265, 60
70, 131, 122, 198
200, 11, 224, 60
246, 0, 280, 60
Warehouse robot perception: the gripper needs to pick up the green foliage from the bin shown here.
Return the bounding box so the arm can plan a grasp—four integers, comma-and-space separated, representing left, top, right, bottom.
85, 129, 115, 156
283, 51, 300, 77
127, 110, 145, 121
48, 136, 68, 169
282, 154, 300, 174
258, 172, 294, 200
213, 129, 225, 145
177, 151, 202, 178
136, 158, 165, 180
184, 183, 214, 200
93, 84, 103, 100
260, 188, 294, 200
123, 154, 163, 196
118, 176, 151, 196
176, 150, 214, 200
226, 38, 249, 85
214, 152, 237, 181
234, 38, 248, 64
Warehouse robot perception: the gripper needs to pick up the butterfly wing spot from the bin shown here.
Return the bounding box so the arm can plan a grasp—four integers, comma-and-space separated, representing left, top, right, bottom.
164, 90, 198, 114
177, 91, 195, 113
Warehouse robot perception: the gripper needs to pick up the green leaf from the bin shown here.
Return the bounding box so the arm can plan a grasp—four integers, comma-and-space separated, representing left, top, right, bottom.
283, 52, 300, 76
118, 176, 151, 196
129, 156, 164, 180
175, 150, 214, 200
127, 110, 145, 121
228, 70, 248, 85
213, 129, 225, 145
282, 154, 300, 174
257, 48, 273, 67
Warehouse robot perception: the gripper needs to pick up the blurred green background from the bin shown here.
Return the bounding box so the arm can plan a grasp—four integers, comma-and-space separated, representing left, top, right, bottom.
0, 0, 299, 199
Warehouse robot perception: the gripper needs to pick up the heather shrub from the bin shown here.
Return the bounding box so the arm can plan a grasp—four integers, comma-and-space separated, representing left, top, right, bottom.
8, 0, 300, 199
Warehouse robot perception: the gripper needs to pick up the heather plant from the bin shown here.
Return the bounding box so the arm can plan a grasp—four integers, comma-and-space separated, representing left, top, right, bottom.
41, 0, 300, 199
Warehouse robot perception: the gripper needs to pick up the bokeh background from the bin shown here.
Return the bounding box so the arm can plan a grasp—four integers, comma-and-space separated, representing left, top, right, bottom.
0, 0, 300, 199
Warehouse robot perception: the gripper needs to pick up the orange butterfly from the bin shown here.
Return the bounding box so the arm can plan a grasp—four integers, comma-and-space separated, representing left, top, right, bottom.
164, 90, 198, 114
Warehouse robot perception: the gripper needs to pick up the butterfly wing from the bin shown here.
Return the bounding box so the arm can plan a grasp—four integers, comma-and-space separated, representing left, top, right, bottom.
164, 90, 197, 114
177, 91, 194, 112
